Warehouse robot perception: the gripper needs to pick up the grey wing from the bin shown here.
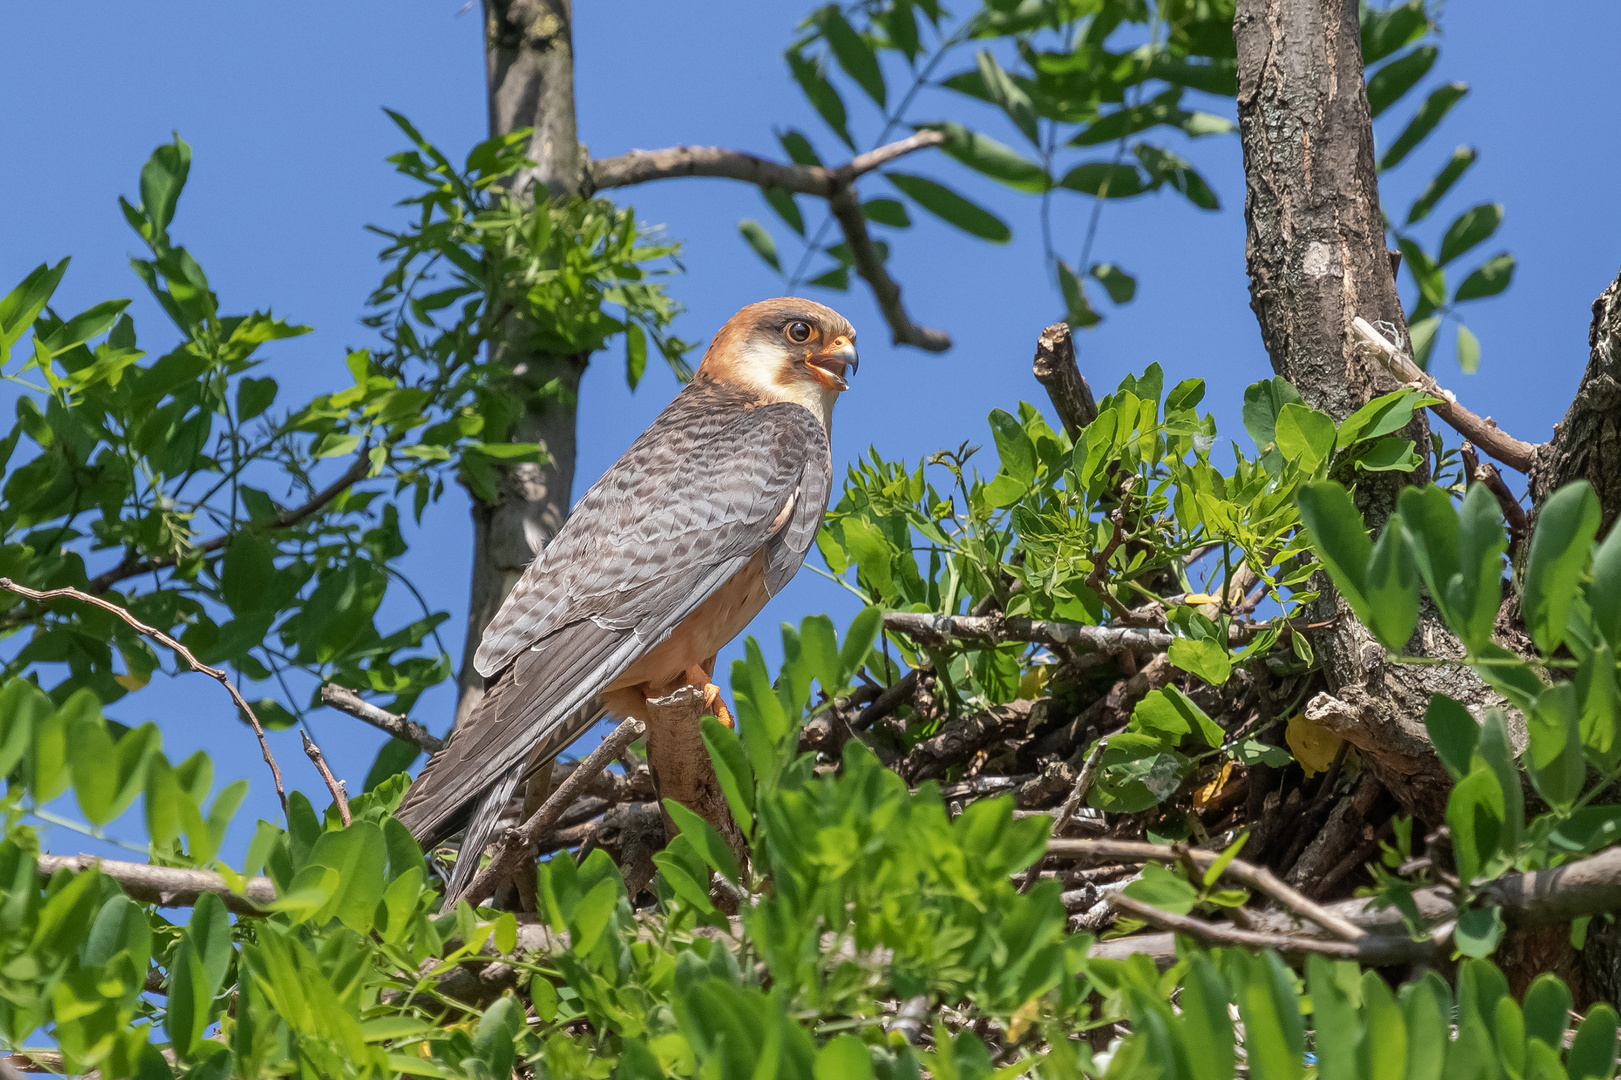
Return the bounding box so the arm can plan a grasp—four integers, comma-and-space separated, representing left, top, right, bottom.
394, 398, 830, 846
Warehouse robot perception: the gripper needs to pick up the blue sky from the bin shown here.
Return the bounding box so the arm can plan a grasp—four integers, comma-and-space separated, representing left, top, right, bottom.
4, 2, 1619, 852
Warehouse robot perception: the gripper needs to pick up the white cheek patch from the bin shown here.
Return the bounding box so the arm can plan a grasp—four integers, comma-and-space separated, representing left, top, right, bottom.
730, 340, 838, 429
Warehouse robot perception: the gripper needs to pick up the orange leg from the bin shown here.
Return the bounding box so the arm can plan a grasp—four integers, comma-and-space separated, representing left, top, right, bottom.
685, 660, 734, 729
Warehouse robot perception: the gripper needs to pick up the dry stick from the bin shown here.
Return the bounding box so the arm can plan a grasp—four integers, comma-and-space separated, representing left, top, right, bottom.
320, 683, 444, 754
1031, 322, 1099, 438
0, 578, 288, 817
1045, 837, 1367, 942
36, 854, 277, 915
1017, 738, 1109, 894
590, 131, 951, 352
1106, 893, 1417, 963
884, 611, 1174, 654
86, 453, 372, 594
458, 718, 646, 909
301, 731, 351, 827
1460, 442, 1529, 549
1351, 316, 1541, 473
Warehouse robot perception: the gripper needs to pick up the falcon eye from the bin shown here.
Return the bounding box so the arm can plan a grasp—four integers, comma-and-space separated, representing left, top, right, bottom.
785, 321, 814, 344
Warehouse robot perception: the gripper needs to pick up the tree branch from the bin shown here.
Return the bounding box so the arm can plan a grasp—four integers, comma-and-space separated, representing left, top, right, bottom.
1352, 316, 1540, 473
457, 718, 645, 909
320, 684, 444, 754
884, 611, 1173, 654
35, 854, 277, 916
86, 452, 372, 594
302, 731, 350, 827
1106, 893, 1430, 964
1031, 322, 1098, 438
588, 132, 952, 353
0, 578, 288, 817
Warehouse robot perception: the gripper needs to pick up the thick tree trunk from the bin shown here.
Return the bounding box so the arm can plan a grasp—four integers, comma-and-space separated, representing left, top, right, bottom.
1529, 267, 1621, 532
456, 0, 589, 728
1233, 0, 1494, 824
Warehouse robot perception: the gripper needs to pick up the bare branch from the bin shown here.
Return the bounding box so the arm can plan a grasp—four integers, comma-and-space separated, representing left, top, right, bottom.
86, 453, 372, 594
302, 731, 351, 827
458, 718, 646, 909
1031, 322, 1098, 438
1106, 893, 1429, 964
884, 611, 1173, 654
587, 130, 945, 197
1018, 738, 1109, 894
36, 854, 277, 916
826, 184, 951, 352
1351, 316, 1541, 473
588, 132, 952, 353
1462, 442, 1529, 551
321, 684, 444, 754
0, 578, 288, 816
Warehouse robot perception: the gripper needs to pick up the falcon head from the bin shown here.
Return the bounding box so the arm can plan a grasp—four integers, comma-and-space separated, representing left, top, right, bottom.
699, 298, 858, 419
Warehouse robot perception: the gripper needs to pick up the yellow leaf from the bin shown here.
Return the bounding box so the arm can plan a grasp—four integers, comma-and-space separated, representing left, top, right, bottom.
113, 673, 148, 692
1191, 761, 1234, 809
1006, 996, 1042, 1043
1181, 593, 1219, 606
1285, 713, 1343, 777
1018, 664, 1050, 700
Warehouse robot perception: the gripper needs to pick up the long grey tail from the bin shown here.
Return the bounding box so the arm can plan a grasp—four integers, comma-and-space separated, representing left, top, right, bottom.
440, 763, 522, 910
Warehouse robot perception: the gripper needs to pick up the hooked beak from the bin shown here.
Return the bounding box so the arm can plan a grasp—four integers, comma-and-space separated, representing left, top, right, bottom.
805, 336, 858, 392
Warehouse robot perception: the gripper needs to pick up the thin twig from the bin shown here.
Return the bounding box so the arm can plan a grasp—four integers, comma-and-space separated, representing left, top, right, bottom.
1107, 893, 1412, 961
826, 183, 951, 351
458, 718, 646, 909
301, 732, 351, 827
1351, 316, 1540, 473
0, 578, 288, 816
86, 453, 372, 593
1461, 442, 1529, 551
1045, 837, 1367, 941
1018, 737, 1108, 894
320, 683, 444, 753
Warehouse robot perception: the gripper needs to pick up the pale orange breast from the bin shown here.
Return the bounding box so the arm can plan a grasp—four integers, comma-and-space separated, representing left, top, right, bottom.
607, 548, 773, 695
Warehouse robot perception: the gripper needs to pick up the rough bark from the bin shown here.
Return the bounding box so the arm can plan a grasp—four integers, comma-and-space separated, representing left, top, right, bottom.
644, 686, 748, 871
1529, 267, 1621, 531
1234, 0, 1497, 824
457, 0, 590, 726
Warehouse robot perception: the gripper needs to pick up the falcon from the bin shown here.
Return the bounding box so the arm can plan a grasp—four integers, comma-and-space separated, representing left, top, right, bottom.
394, 297, 857, 900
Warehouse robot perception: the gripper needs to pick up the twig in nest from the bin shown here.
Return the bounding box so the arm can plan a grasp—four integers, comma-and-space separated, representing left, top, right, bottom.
1351, 316, 1540, 473
458, 718, 646, 909
1107, 893, 1415, 962
0, 577, 288, 816
1045, 837, 1366, 942
301, 731, 351, 827
1018, 737, 1108, 894
320, 683, 444, 753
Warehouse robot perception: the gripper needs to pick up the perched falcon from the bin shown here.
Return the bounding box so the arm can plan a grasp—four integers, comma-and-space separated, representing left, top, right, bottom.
394, 297, 857, 900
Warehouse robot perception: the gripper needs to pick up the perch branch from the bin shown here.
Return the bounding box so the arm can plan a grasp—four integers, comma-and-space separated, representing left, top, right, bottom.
458, 718, 646, 909
1351, 316, 1540, 473
301, 732, 350, 826
884, 611, 1173, 654
86, 453, 372, 593
0, 578, 287, 816
589, 132, 951, 353
320, 684, 444, 754
1031, 322, 1099, 437
35, 854, 277, 916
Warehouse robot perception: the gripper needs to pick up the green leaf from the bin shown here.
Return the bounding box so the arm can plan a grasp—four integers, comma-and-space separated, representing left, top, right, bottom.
1124, 863, 1200, 915
1425, 695, 1479, 780
1058, 260, 1099, 328
762, 186, 805, 235
737, 220, 781, 273
1362, 0, 1428, 64
861, 198, 910, 228
0, 259, 69, 363
1407, 146, 1478, 224
1455, 323, 1480, 374
1307, 956, 1361, 1080
1455, 904, 1506, 958
701, 716, 755, 832
1297, 481, 1373, 620
625, 321, 647, 389
1570, 1003, 1619, 1080
819, 8, 885, 107
838, 606, 882, 685
885, 172, 1010, 242
1057, 162, 1149, 199
1524, 481, 1601, 652
1523, 973, 1572, 1052
1168, 638, 1232, 687
1242, 376, 1305, 449
0, 678, 49, 780
1447, 764, 1504, 884
1380, 82, 1468, 171
1274, 403, 1336, 471
1134, 686, 1225, 748
1591, 513, 1621, 651
1135, 145, 1219, 210
988, 408, 1036, 482
920, 121, 1049, 192
1528, 683, 1585, 814
298, 821, 387, 932
787, 50, 854, 148
777, 128, 822, 166
663, 799, 741, 884
1408, 314, 1442, 369
1367, 45, 1438, 117
815, 1035, 875, 1080
1090, 263, 1136, 304
1365, 517, 1419, 649
1439, 203, 1503, 266
138, 134, 193, 243
1455, 253, 1516, 303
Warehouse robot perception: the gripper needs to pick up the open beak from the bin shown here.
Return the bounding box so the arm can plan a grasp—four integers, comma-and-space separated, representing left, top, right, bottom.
805, 336, 858, 392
